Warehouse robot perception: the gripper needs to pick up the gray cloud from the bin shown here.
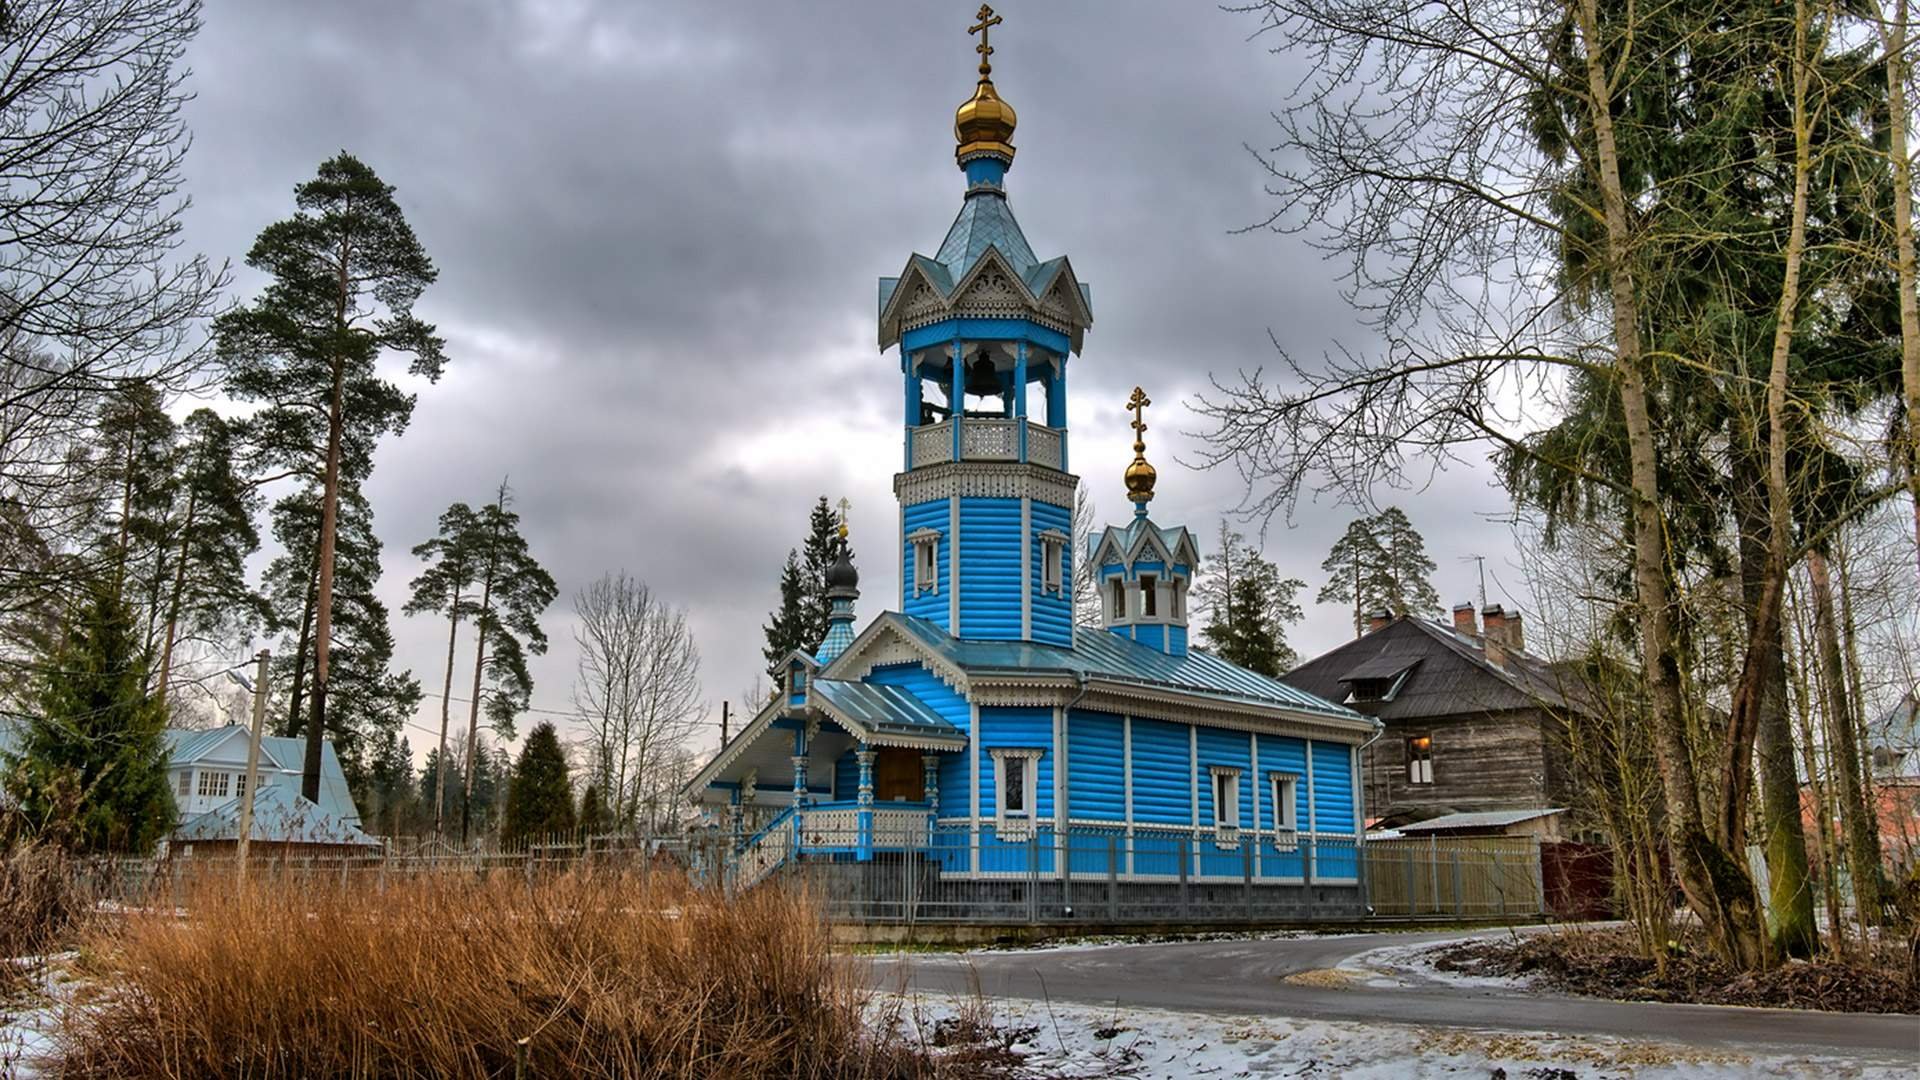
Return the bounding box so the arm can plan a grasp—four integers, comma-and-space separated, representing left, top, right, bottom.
179, 1, 1528, 757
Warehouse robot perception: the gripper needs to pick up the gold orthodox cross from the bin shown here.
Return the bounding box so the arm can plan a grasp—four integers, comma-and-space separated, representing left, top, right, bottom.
970, 5, 1002, 75
1127, 386, 1151, 452
836, 496, 852, 538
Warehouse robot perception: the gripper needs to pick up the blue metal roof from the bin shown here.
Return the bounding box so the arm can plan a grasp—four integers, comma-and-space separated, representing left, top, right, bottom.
935, 192, 1038, 281
811, 678, 966, 743
885, 614, 1361, 721
173, 784, 380, 847
164, 726, 363, 827
1091, 517, 1195, 566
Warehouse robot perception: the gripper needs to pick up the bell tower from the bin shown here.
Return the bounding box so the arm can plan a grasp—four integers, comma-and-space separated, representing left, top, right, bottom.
877, 6, 1092, 646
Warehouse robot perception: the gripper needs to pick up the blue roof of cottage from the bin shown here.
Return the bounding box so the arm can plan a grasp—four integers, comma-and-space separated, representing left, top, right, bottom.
173, 784, 380, 848
883, 613, 1361, 721
164, 726, 362, 827
811, 678, 965, 742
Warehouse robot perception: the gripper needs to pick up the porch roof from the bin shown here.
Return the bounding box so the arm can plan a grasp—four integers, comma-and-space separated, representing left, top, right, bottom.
811, 678, 966, 747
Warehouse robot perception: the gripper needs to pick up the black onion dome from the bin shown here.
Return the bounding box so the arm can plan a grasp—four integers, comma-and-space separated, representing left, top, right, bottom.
826, 541, 859, 593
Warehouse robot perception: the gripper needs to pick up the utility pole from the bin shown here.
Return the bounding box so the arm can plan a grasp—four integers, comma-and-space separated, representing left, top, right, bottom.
236, 649, 271, 879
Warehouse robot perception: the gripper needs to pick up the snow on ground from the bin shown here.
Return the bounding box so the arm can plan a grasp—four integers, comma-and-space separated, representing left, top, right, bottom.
1, 956, 69, 1079
880, 993, 1914, 1079
1333, 935, 1535, 992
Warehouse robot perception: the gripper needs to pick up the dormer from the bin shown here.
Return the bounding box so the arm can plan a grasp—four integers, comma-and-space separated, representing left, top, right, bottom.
1090, 518, 1199, 657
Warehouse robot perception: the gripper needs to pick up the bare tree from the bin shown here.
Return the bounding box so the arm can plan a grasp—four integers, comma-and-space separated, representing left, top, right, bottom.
570, 572, 704, 832
0, 0, 225, 653
1071, 486, 1100, 626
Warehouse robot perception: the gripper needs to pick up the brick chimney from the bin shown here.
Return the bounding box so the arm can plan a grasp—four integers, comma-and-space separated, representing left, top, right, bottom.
1452, 602, 1477, 635
1367, 609, 1393, 633
1481, 605, 1508, 667
1504, 610, 1524, 652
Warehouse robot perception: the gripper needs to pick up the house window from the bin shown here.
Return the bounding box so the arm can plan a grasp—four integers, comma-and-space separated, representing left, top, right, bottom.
198, 770, 230, 799
235, 768, 247, 801
1210, 767, 1241, 845
990, 748, 1043, 837
1038, 530, 1066, 594
1140, 574, 1158, 617
909, 529, 941, 595
1109, 577, 1127, 620
1407, 735, 1434, 785
176, 770, 191, 798
1349, 678, 1392, 702
1269, 773, 1300, 850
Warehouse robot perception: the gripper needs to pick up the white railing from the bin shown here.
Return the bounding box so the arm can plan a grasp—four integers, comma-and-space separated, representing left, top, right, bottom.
1024, 423, 1062, 470
909, 418, 1062, 469
912, 421, 954, 467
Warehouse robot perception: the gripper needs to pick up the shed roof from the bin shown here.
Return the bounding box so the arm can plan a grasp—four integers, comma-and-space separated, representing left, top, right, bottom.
1398, 808, 1566, 833
810, 678, 967, 746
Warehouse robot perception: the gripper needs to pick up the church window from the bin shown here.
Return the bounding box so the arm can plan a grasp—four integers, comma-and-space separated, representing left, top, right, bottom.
1172, 579, 1186, 620
1269, 773, 1299, 850
1209, 766, 1241, 842
1407, 735, 1434, 784
1140, 574, 1158, 617
1109, 577, 1127, 620
909, 529, 941, 595
990, 748, 1043, 837
1038, 531, 1066, 594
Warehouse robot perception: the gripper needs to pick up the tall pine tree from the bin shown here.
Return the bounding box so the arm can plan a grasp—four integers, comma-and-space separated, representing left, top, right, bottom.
404, 501, 482, 835
219, 152, 446, 803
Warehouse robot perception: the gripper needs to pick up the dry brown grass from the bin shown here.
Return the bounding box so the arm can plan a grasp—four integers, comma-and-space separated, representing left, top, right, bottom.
0, 841, 94, 993
54, 866, 969, 1079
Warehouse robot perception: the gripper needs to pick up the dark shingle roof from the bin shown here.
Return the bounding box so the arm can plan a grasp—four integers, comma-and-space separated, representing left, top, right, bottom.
1283, 616, 1577, 721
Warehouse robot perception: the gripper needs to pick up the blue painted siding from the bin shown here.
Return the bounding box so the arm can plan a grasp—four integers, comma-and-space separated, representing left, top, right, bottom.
1031, 499, 1073, 646
1196, 727, 1253, 828
1134, 623, 1166, 651
901, 500, 950, 627
1065, 709, 1124, 820
1167, 624, 1187, 656
833, 749, 858, 800
977, 706, 1054, 818
862, 662, 972, 818
1312, 741, 1356, 832
958, 497, 1023, 639
1259, 736, 1309, 831
1129, 717, 1191, 825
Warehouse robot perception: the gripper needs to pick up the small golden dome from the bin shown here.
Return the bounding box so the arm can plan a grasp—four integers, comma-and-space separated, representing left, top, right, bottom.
1125, 456, 1157, 504
955, 78, 1017, 152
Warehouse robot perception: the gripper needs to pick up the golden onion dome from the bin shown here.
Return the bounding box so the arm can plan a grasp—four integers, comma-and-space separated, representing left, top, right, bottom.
955, 78, 1017, 153
1124, 456, 1157, 504
1124, 386, 1156, 507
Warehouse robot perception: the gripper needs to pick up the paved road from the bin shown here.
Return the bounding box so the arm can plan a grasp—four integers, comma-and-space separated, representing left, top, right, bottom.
868, 930, 1920, 1063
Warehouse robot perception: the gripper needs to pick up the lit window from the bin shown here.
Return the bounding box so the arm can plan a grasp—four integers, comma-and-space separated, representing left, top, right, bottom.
1140, 574, 1158, 617
1210, 766, 1241, 841
1407, 735, 1434, 785
198, 770, 230, 799
990, 748, 1043, 837
909, 529, 941, 595
1269, 773, 1299, 850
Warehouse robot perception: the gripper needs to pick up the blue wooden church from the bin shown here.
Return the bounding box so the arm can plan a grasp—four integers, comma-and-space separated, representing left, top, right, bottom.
688, 9, 1377, 918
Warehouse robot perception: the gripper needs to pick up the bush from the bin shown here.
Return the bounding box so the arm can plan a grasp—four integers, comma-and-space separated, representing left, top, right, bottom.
56, 867, 949, 1078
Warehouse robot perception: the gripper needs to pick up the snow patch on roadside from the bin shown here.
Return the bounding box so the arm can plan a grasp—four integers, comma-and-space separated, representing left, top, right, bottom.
1337, 936, 1534, 991
876, 993, 1913, 1078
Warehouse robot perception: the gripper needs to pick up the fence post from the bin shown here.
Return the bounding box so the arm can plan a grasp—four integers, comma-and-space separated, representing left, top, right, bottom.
1242, 836, 1254, 919
1304, 834, 1316, 921
1451, 847, 1464, 915
1493, 850, 1506, 916
1531, 842, 1546, 914
1027, 829, 1039, 923
1106, 835, 1119, 922
1178, 840, 1190, 920
1059, 826, 1071, 917
1404, 847, 1416, 917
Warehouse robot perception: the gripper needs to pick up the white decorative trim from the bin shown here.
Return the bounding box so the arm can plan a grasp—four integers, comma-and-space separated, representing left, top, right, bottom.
894, 461, 1078, 506
908, 527, 941, 596
1021, 497, 1033, 639
989, 747, 1046, 839
1122, 715, 1134, 877
948, 492, 961, 631
684, 696, 788, 798
969, 704, 981, 873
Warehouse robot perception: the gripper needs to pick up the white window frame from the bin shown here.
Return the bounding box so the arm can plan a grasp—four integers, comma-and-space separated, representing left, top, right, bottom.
1209, 766, 1242, 847
1407, 735, 1434, 785
1140, 573, 1159, 618
1171, 578, 1186, 621
197, 770, 230, 799
176, 770, 192, 798
908, 528, 941, 595
1268, 772, 1300, 851
235, 768, 248, 801
989, 748, 1044, 838
1108, 576, 1128, 623
1038, 529, 1068, 595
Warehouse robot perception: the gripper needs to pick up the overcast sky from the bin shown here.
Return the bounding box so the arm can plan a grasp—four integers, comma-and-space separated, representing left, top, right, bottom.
174, 1, 1527, 758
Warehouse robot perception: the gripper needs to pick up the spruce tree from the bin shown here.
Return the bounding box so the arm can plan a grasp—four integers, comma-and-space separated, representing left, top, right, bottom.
4, 585, 176, 853
219, 152, 446, 803
799, 496, 840, 648
578, 781, 611, 838
504, 721, 575, 844
761, 549, 811, 680
1200, 536, 1304, 675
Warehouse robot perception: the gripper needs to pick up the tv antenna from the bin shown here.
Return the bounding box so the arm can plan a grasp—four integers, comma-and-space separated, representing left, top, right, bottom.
1461, 554, 1488, 612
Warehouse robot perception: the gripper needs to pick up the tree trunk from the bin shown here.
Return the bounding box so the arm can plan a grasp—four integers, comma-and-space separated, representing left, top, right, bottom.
1576, 0, 1767, 970
1788, 610, 1850, 957
303, 350, 347, 804
153, 484, 198, 712
432, 595, 462, 837
1879, 0, 1920, 571
284, 550, 320, 737
1807, 549, 1888, 922
460, 516, 502, 844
